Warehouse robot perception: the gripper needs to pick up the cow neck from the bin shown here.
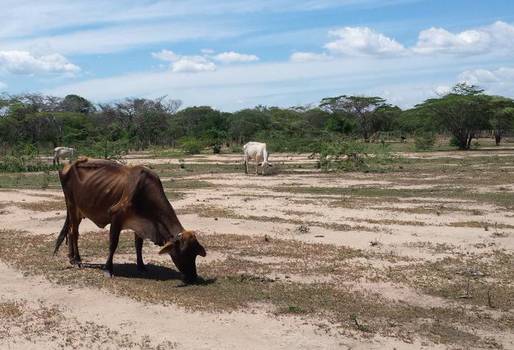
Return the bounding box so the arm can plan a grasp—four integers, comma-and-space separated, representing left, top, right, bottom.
161, 207, 184, 243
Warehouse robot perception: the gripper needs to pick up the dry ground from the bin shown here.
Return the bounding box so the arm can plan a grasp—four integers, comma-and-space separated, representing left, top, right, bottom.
0, 148, 513, 349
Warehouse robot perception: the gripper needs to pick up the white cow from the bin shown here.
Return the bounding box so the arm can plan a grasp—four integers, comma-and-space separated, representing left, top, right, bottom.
53, 147, 75, 165
243, 142, 272, 175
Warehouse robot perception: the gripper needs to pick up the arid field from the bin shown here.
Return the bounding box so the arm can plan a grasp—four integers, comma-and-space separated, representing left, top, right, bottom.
0, 148, 513, 349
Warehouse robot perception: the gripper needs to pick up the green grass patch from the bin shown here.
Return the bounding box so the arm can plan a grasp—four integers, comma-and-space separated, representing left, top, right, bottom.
0, 172, 61, 189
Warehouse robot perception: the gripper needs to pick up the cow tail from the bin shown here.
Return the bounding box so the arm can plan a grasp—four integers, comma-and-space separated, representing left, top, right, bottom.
54, 212, 70, 255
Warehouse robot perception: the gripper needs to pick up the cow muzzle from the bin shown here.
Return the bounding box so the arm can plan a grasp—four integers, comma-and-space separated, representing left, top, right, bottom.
170, 254, 198, 283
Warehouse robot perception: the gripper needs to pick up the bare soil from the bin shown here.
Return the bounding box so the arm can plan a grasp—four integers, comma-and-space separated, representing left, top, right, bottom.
0, 150, 513, 349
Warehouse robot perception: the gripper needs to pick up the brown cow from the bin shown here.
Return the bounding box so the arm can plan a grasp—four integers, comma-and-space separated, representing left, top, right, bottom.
53, 158, 206, 282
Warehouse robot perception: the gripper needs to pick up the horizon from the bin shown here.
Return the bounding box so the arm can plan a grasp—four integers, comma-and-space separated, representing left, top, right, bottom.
1, 0, 513, 112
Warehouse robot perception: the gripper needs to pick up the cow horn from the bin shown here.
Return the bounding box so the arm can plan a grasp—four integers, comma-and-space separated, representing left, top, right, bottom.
159, 241, 174, 255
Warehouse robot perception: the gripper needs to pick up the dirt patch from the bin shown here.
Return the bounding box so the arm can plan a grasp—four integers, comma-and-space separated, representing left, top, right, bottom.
0, 230, 512, 348
2, 151, 514, 349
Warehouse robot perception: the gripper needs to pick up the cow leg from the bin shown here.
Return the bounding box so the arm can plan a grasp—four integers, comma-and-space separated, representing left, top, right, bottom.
67, 209, 82, 266
255, 161, 259, 176
104, 220, 121, 277
244, 156, 249, 175
71, 217, 82, 265
135, 234, 146, 272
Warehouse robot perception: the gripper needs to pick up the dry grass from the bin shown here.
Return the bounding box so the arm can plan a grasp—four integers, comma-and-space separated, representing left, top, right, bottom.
0, 300, 24, 319
0, 199, 65, 212
404, 241, 457, 254
387, 251, 514, 312
16, 200, 66, 212
448, 221, 514, 230
178, 204, 379, 233
0, 298, 176, 349
0, 229, 511, 348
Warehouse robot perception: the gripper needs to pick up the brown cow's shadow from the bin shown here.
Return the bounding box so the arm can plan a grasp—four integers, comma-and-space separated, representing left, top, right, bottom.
77, 262, 215, 286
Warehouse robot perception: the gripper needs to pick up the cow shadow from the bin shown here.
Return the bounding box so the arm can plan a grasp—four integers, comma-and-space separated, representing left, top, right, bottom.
78, 262, 216, 286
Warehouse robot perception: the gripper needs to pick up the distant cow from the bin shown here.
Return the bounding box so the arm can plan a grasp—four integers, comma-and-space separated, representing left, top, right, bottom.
53, 147, 75, 165
54, 158, 206, 282
243, 142, 272, 175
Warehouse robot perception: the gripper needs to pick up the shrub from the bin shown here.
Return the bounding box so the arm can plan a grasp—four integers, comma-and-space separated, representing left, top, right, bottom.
319, 140, 398, 172
230, 144, 242, 153
180, 138, 203, 155
81, 138, 130, 160
0, 144, 58, 172
212, 144, 221, 154
449, 136, 461, 148
414, 131, 436, 150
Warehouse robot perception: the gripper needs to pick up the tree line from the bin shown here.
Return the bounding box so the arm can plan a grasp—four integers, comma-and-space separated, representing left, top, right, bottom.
1, 83, 513, 157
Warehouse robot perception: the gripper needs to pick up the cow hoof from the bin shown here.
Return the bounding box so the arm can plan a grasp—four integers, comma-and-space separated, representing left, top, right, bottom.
69, 260, 81, 267
103, 270, 114, 278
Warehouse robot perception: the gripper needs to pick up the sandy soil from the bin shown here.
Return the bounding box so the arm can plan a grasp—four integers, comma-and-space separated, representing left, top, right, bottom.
1, 151, 513, 349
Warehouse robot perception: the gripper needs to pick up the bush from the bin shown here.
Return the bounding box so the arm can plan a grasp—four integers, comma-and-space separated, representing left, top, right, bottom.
212, 144, 221, 154
230, 144, 242, 153
0, 144, 58, 172
81, 138, 130, 160
414, 131, 436, 150
319, 140, 398, 172
319, 140, 367, 171
258, 136, 320, 153
180, 138, 203, 155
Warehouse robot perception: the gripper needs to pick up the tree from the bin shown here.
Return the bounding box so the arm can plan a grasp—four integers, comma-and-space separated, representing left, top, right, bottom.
229, 108, 271, 144
489, 96, 514, 145
60, 94, 96, 114
320, 95, 390, 141
416, 83, 491, 150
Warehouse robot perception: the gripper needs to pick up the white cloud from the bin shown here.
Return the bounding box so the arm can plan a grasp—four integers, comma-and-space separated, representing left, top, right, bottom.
0, 50, 79, 75
0, 81, 7, 90
458, 69, 499, 85
213, 51, 259, 63
151, 49, 180, 62
172, 57, 216, 73
454, 67, 514, 98
325, 26, 405, 56
414, 21, 514, 55
0, 1, 409, 56
458, 67, 514, 85
49, 53, 467, 110
151, 50, 216, 73
290, 51, 330, 62
3, 22, 238, 56
0, 0, 418, 40
434, 85, 451, 96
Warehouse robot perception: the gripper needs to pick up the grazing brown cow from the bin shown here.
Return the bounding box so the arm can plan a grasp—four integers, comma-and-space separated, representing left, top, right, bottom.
54, 158, 206, 282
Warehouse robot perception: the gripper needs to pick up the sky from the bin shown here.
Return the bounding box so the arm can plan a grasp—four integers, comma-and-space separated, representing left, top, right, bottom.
0, 0, 513, 111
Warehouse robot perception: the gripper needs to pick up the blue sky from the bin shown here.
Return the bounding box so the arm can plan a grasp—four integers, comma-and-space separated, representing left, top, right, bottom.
0, 0, 513, 110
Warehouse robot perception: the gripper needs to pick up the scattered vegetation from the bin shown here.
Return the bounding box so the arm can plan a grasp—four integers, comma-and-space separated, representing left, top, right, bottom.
2, 82, 514, 174
0, 230, 511, 348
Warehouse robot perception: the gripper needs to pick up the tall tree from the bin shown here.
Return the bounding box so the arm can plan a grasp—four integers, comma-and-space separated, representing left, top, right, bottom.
416, 83, 492, 150
320, 95, 389, 141
489, 96, 514, 145
60, 94, 96, 114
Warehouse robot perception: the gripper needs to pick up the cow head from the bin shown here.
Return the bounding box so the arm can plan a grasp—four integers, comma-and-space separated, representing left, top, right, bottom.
159, 230, 206, 283
258, 161, 272, 168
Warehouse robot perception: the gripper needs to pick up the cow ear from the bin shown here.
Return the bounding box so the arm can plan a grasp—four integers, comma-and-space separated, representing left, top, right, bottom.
159, 241, 174, 255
